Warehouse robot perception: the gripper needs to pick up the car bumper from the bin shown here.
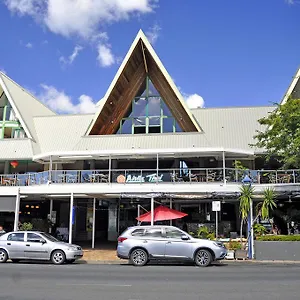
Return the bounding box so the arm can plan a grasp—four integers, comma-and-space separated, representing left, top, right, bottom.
65, 250, 83, 260
214, 247, 227, 260
117, 245, 130, 259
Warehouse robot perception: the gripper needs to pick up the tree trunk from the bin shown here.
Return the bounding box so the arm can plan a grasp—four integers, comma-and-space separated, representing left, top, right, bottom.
240, 219, 244, 248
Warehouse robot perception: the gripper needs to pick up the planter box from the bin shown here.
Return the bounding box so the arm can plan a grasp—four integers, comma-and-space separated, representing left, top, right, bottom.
225, 250, 235, 260
235, 249, 248, 260
255, 241, 300, 261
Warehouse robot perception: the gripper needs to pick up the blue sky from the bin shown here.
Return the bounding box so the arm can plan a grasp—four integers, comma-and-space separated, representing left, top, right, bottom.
0, 0, 299, 113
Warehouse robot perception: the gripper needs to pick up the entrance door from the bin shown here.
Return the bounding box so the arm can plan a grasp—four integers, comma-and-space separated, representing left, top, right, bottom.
164, 228, 192, 259
25, 232, 49, 260
6, 232, 26, 259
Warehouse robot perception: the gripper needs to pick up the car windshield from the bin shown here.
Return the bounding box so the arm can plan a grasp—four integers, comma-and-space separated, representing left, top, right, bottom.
40, 233, 59, 242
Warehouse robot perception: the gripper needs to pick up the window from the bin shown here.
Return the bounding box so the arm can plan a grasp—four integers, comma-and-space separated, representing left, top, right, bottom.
131, 229, 145, 236
117, 77, 182, 135
144, 228, 162, 238
165, 228, 183, 239
7, 233, 24, 242
27, 233, 44, 243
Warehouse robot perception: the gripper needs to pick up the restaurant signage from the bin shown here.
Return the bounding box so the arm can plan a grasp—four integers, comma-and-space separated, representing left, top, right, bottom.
116, 172, 167, 183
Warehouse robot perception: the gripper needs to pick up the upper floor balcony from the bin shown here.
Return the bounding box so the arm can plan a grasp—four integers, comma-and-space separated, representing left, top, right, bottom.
0, 167, 298, 187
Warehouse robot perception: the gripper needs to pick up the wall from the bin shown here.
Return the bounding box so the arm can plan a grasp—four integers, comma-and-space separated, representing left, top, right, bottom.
255, 241, 300, 260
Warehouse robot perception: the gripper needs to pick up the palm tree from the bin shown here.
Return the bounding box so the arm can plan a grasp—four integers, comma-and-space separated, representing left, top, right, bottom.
239, 184, 254, 244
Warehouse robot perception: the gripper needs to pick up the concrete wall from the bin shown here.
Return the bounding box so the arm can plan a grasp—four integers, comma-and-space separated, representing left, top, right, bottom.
255, 241, 300, 261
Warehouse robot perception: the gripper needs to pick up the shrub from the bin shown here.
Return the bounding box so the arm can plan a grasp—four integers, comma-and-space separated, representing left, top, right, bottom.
227, 241, 242, 250
253, 223, 267, 236
19, 222, 33, 231
256, 235, 300, 242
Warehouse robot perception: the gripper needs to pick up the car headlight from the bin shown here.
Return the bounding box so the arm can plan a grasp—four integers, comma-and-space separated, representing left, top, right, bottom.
67, 246, 77, 251
213, 242, 224, 248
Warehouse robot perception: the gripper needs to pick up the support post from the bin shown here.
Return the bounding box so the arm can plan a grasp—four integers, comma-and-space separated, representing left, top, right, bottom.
215, 211, 218, 240
156, 153, 159, 184
92, 198, 96, 249
69, 192, 74, 244
49, 155, 53, 182
222, 150, 226, 185
49, 199, 53, 233
108, 155, 111, 183
169, 198, 173, 226
150, 197, 154, 226
137, 204, 141, 218
248, 198, 254, 259
14, 188, 21, 231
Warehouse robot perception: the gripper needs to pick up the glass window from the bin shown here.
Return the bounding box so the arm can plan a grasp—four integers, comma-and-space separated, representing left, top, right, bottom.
134, 117, 146, 126
7, 233, 24, 242
121, 119, 132, 134
27, 233, 44, 243
131, 229, 145, 236
165, 228, 183, 239
133, 97, 147, 117
40, 233, 58, 242
161, 101, 172, 117
148, 79, 160, 96
163, 117, 174, 133
148, 97, 161, 116
144, 228, 162, 238
175, 121, 182, 133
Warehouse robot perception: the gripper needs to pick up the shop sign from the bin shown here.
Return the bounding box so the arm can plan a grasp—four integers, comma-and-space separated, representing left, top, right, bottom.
116, 172, 165, 183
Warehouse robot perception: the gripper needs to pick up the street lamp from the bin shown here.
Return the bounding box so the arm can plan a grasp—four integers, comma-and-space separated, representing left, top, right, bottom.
242, 174, 254, 259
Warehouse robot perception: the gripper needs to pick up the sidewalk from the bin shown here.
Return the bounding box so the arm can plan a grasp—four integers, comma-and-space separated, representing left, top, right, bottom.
79, 249, 300, 265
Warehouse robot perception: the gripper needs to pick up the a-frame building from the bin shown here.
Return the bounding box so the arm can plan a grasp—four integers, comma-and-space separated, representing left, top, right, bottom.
88, 30, 201, 135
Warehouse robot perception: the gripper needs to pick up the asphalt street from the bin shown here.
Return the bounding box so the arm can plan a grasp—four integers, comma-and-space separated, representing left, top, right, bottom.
0, 262, 300, 300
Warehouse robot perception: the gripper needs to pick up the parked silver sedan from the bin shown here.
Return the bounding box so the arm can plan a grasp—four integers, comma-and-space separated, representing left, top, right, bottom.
117, 226, 227, 267
0, 231, 83, 265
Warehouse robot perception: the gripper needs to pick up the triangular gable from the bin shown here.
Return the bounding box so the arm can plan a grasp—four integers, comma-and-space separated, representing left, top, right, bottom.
0, 72, 56, 141
88, 30, 201, 135
281, 66, 300, 105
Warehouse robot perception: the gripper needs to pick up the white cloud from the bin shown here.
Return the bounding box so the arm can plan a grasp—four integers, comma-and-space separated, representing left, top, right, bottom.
185, 94, 205, 109
146, 23, 161, 44
39, 84, 96, 114
25, 42, 33, 48
0, 68, 7, 74
60, 45, 83, 65
97, 44, 115, 67
285, 0, 295, 4
5, 0, 157, 40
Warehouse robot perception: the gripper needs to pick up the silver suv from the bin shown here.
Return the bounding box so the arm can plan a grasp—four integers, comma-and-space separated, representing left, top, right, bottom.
117, 225, 227, 267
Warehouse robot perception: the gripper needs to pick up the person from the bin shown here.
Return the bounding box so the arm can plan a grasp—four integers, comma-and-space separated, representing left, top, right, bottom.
0, 225, 6, 236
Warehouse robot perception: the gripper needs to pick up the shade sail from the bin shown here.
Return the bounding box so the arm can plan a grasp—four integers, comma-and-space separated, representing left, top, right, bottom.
136, 205, 187, 222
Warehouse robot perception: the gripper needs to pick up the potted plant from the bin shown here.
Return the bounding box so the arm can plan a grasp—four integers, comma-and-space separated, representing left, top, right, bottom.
226, 241, 242, 260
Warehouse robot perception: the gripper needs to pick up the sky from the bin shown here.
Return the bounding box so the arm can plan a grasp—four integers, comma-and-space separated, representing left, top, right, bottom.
0, 0, 299, 114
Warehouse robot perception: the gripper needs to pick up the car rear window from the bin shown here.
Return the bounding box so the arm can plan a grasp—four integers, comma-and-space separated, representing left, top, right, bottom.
7, 233, 24, 242
131, 229, 145, 236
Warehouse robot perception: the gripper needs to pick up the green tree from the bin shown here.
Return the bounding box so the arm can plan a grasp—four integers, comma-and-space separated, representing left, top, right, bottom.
254, 98, 300, 168
239, 185, 254, 244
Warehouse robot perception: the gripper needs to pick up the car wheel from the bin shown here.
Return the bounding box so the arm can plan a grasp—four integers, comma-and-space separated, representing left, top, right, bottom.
195, 249, 212, 267
66, 259, 75, 264
0, 249, 8, 263
51, 250, 66, 265
11, 259, 20, 263
130, 248, 148, 266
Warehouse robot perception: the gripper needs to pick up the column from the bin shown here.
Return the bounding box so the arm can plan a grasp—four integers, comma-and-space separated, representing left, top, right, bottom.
150, 197, 154, 226
49, 199, 53, 233
222, 151, 226, 185
92, 198, 96, 249
13, 188, 21, 231
169, 198, 173, 226
69, 193, 74, 244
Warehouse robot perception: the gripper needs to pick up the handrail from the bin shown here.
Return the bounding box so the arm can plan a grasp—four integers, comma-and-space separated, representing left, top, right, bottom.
0, 168, 298, 186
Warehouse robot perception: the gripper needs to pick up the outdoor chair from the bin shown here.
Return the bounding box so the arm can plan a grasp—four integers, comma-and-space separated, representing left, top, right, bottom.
190, 173, 198, 182
207, 172, 216, 182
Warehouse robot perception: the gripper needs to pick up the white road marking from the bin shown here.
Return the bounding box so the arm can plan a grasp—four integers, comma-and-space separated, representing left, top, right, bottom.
56, 283, 132, 287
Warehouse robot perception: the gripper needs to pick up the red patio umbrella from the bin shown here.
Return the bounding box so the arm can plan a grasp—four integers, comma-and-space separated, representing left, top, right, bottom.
136, 205, 188, 223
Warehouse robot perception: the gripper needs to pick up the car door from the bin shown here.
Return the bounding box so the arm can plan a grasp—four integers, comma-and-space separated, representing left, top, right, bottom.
6, 233, 26, 259
25, 233, 49, 260
164, 228, 192, 259
142, 228, 166, 258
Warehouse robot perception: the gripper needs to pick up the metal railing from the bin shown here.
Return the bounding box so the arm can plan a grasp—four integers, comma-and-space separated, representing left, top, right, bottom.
0, 168, 299, 186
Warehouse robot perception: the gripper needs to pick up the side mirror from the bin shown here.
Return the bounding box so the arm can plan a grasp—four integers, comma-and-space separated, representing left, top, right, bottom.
181, 235, 189, 241
40, 239, 47, 244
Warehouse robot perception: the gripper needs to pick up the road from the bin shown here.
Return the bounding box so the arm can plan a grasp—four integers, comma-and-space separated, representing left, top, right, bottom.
0, 262, 300, 300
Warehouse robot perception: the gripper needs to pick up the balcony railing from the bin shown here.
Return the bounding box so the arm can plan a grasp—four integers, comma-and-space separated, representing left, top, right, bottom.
0, 168, 299, 187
